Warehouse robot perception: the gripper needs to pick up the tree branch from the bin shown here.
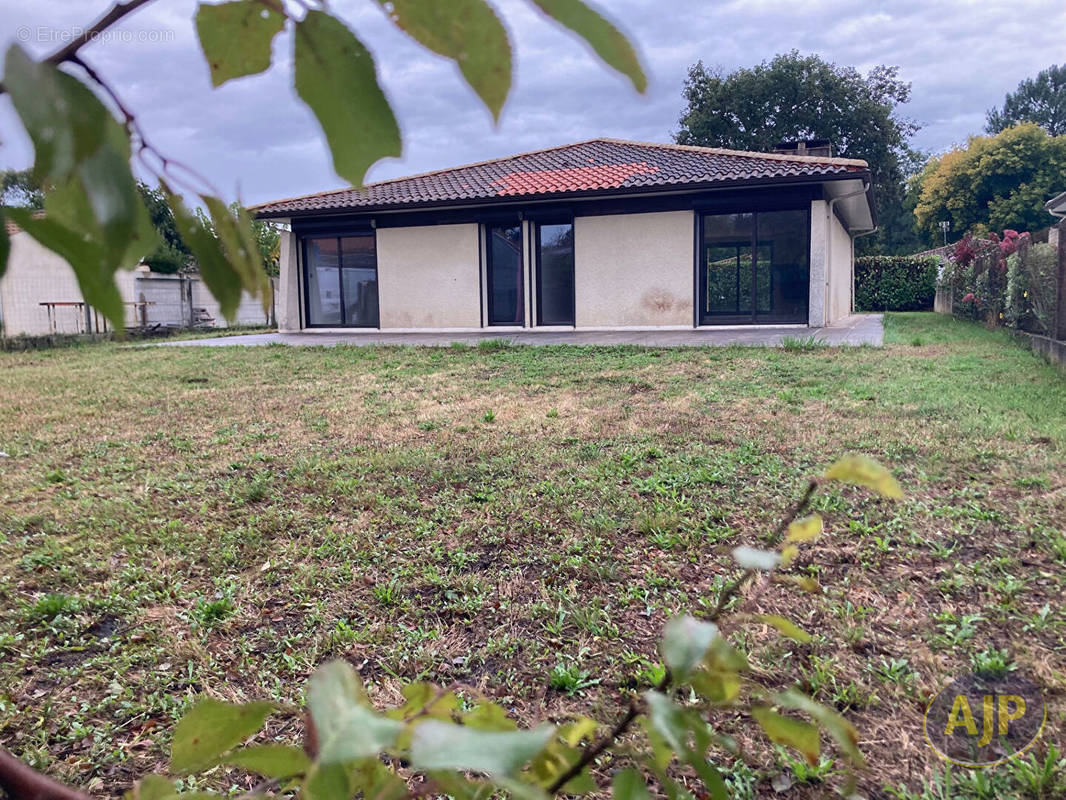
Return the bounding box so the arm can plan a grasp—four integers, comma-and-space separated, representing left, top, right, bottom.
0, 747, 92, 800
42, 0, 157, 67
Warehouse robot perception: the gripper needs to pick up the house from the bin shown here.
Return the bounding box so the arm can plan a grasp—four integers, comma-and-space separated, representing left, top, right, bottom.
0, 218, 273, 336
0, 216, 139, 336
253, 138, 876, 333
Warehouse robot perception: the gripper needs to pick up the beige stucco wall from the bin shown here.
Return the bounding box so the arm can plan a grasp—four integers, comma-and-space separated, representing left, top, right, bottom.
1, 231, 138, 335
377, 224, 481, 329
574, 211, 694, 327
827, 210, 852, 323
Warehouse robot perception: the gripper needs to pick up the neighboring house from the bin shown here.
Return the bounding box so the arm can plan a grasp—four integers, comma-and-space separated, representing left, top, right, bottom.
254, 138, 876, 333
0, 218, 273, 336
1, 217, 139, 336
1046, 191, 1066, 217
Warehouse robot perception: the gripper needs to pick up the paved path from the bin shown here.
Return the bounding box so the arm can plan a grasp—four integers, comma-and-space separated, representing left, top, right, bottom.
156, 314, 883, 348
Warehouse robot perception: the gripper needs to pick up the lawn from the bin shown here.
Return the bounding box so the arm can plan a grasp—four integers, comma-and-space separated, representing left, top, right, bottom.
0, 313, 1064, 799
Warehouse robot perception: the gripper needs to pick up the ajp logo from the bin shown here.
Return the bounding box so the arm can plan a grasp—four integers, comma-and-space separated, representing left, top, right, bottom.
924, 671, 1045, 767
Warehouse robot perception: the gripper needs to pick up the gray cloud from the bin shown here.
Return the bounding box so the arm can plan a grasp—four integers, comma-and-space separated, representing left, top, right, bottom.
1, 0, 1064, 206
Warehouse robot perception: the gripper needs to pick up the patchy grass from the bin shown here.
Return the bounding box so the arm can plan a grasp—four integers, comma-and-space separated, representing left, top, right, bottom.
0, 312, 1063, 798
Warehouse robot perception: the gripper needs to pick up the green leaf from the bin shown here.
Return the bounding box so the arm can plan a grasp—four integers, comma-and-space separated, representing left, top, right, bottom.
661, 615, 719, 680
785, 514, 822, 543
307, 660, 404, 764
201, 196, 272, 311
375, 0, 511, 119
751, 706, 820, 765
774, 689, 865, 766
527, 0, 646, 92
462, 701, 519, 731
164, 190, 243, 320
612, 768, 652, 800
170, 699, 274, 773
824, 455, 904, 499
294, 10, 402, 186
196, 0, 286, 87
4, 46, 159, 331
731, 545, 781, 571
643, 691, 688, 756
303, 762, 352, 800
124, 775, 176, 800
390, 682, 459, 722
410, 720, 555, 776
3, 44, 110, 180
688, 671, 740, 704
755, 614, 812, 643
224, 744, 310, 779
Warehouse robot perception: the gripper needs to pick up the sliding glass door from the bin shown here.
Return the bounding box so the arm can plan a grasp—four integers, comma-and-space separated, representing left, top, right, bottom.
536, 221, 575, 326
699, 209, 809, 325
304, 234, 379, 327
487, 224, 523, 326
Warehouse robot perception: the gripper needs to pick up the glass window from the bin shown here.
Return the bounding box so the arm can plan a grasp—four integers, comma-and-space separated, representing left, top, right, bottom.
341, 236, 379, 327
307, 237, 342, 326
703, 213, 753, 316
536, 222, 574, 326
487, 224, 523, 325
700, 210, 808, 324
757, 210, 809, 322
305, 234, 378, 327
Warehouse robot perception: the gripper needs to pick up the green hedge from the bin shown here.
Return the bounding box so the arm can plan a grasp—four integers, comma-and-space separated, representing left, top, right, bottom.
855, 255, 939, 312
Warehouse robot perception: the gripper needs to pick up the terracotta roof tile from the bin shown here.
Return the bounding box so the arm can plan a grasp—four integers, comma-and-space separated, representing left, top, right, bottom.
253, 138, 868, 217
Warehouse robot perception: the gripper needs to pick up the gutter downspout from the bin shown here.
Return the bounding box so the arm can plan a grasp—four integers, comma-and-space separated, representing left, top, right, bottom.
825, 180, 870, 325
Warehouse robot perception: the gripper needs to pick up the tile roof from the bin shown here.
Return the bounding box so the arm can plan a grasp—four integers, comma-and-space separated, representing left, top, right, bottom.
253, 138, 869, 217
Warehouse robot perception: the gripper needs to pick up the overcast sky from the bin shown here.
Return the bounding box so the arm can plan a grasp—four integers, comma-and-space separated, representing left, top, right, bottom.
1, 0, 1064, 206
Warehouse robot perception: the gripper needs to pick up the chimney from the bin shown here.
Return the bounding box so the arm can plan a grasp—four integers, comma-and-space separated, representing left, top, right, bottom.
773, 139, 833, 158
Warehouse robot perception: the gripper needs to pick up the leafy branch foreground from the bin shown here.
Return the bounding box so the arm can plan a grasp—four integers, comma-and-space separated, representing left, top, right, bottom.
0, 456, 903, 800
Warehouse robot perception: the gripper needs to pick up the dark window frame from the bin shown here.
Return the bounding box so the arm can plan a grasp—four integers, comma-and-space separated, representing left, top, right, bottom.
534, 217, 575, 327
696, 207, 810, 326
301, 233, 380, 329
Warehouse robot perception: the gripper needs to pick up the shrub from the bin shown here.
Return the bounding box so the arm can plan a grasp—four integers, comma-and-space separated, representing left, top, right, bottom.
855, 256, 939, 311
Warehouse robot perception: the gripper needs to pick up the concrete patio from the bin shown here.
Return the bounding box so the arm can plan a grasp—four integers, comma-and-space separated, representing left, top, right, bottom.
156, 314, 882, 348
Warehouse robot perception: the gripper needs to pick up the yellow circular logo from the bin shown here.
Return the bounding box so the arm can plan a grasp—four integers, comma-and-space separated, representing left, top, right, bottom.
923, 672, 1046, 767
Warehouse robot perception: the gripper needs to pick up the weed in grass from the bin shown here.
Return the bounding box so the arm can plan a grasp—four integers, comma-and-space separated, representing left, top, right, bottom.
871, 657, 916, 688
548, 659, 600, 697
372, 581, 404, 608
546, 408, 559, 418
476, 338, 510, 350
971, 647, 1016, 675
778, 749, 835, 784
1007, 744, 1066, 798
481, 409, 496, 423
931, 612, 983, 649
191, 596, 235, 627
780, 335, 825, 351
28, 593, 78, 622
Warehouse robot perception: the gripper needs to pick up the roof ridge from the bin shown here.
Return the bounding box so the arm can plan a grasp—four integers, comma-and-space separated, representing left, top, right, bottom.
595, 137, 869, 168
248, 138, 611, 212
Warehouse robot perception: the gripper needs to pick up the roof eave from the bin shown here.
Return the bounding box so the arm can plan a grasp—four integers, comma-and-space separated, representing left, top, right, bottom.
254, 170, 871, 220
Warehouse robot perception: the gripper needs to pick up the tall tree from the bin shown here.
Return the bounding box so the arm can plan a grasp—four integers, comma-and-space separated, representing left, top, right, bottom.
986, 64, 1066, 137
912, 123, 1066, 244
137, 181, 191, 274
675, 51, 921, 254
